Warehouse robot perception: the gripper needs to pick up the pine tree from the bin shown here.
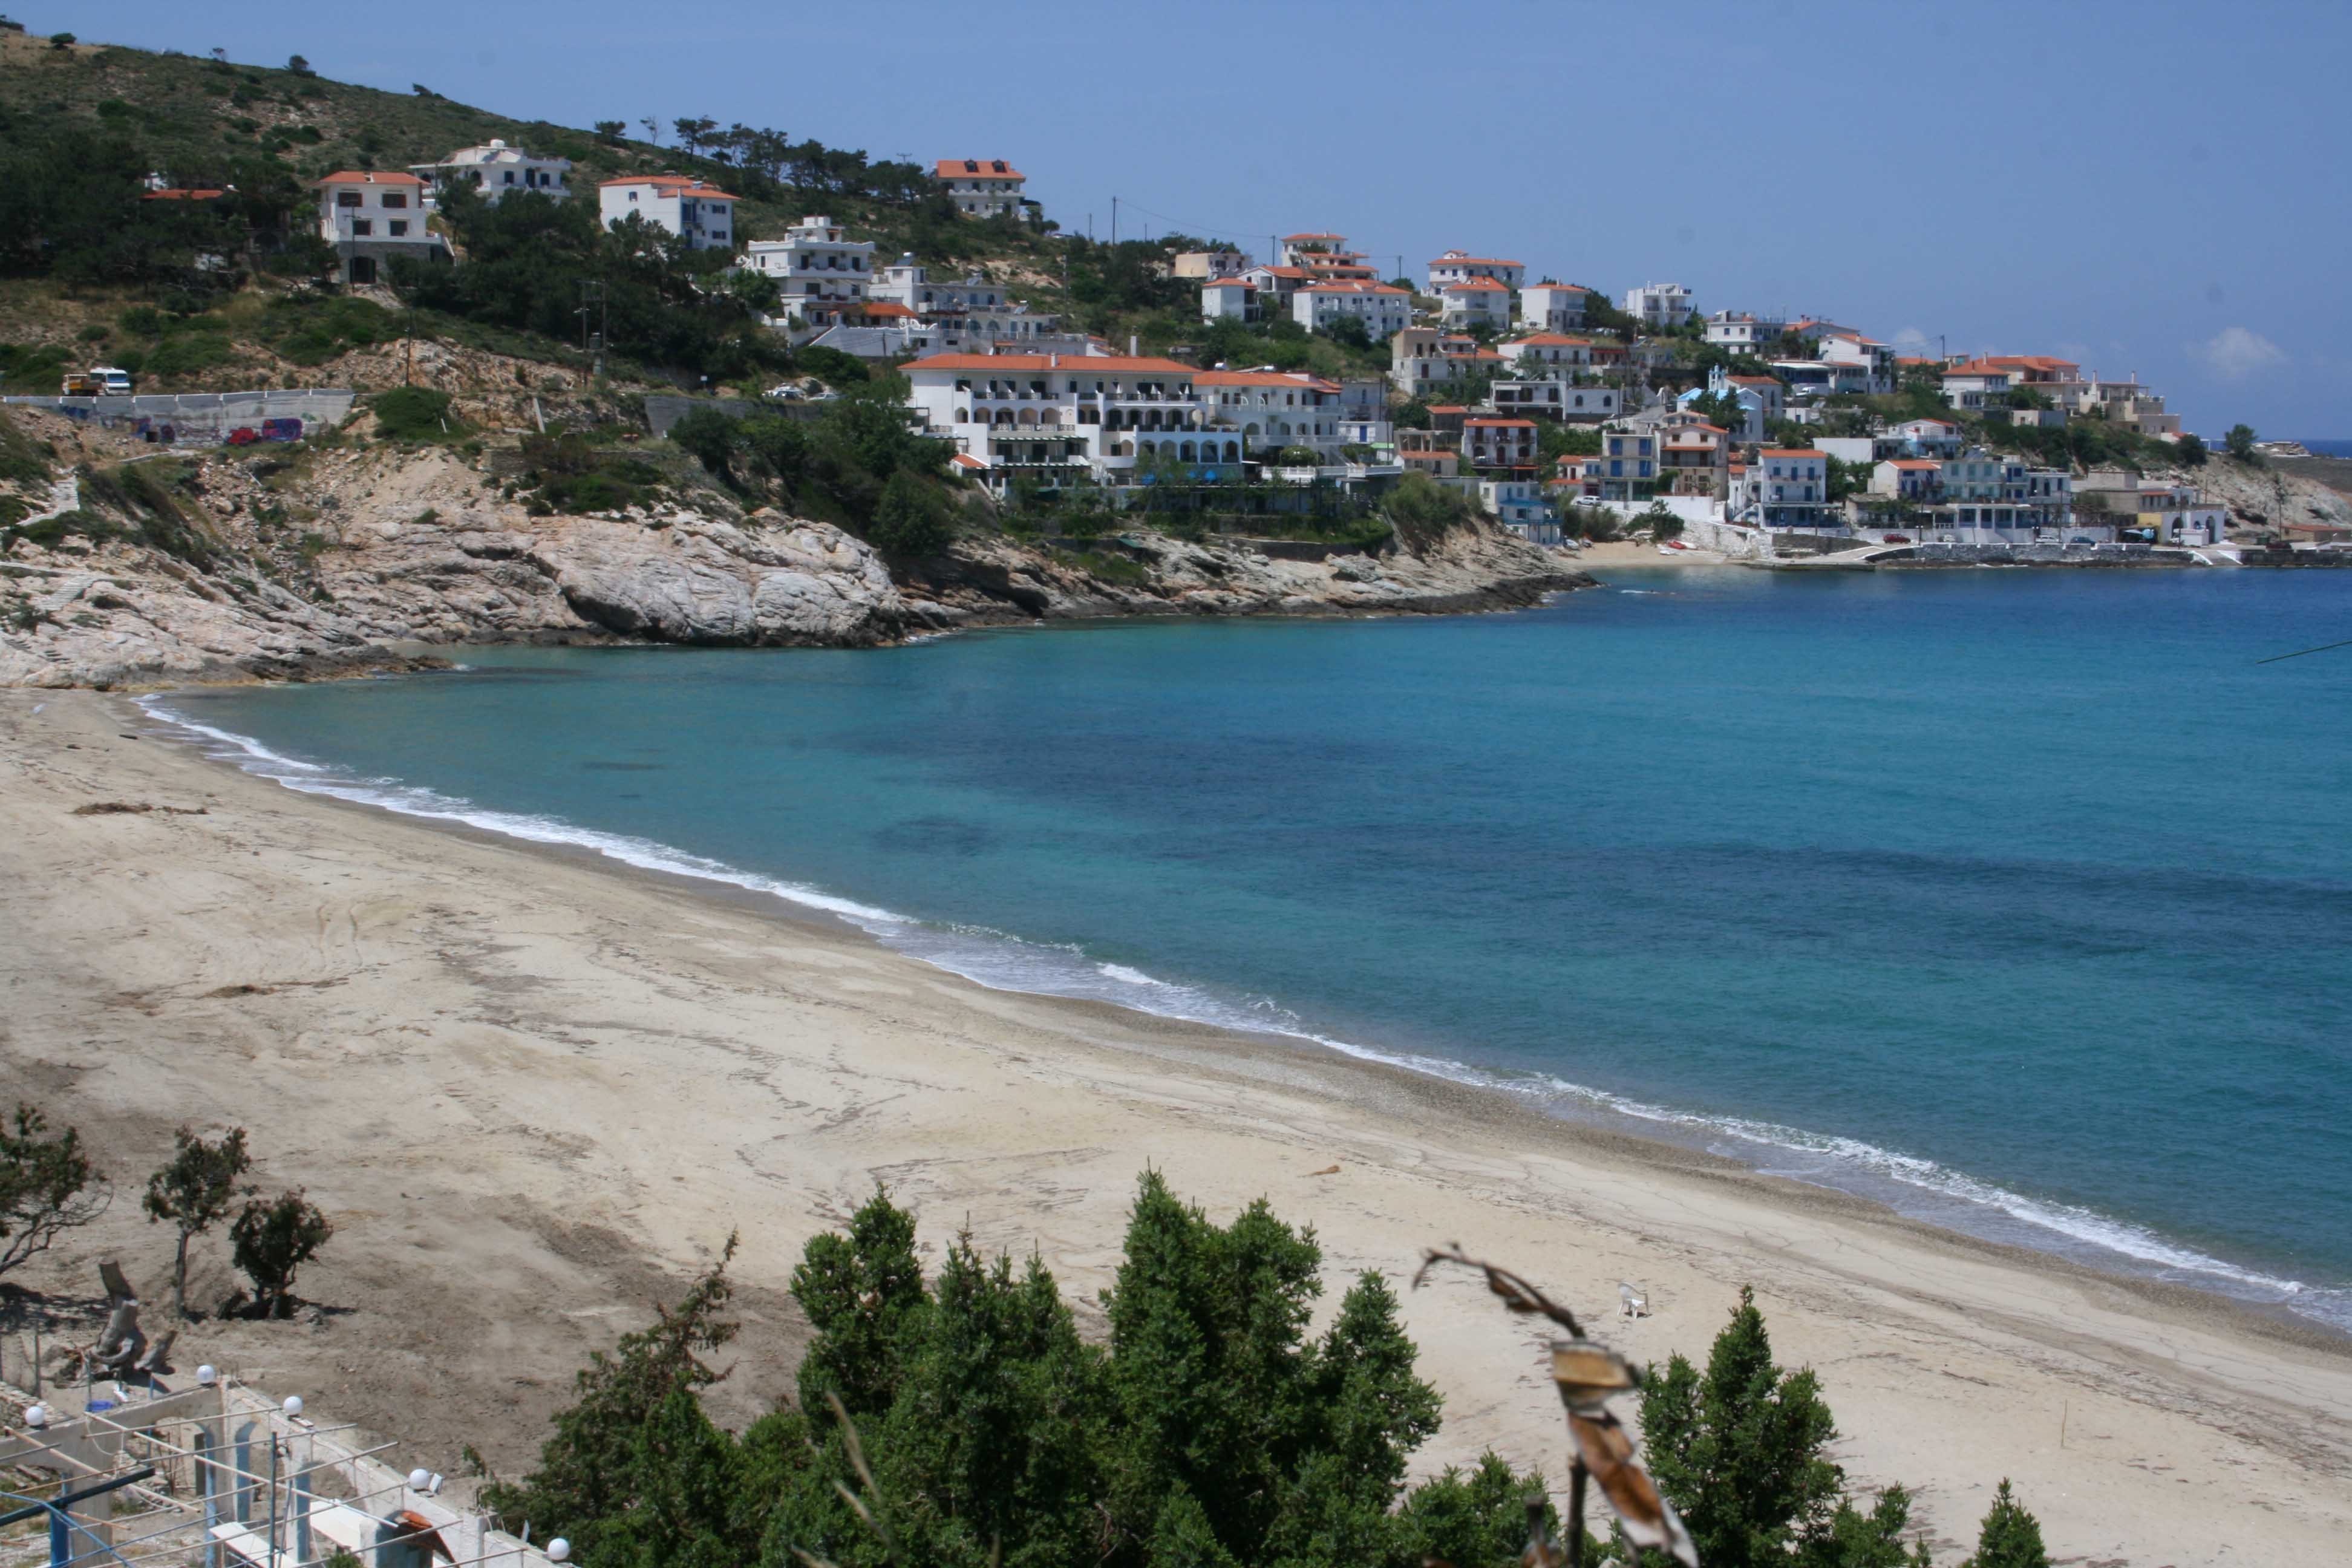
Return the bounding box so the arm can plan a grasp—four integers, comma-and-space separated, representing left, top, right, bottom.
479, 1235, 740, 1560
790, 1186, 929, 1419
1961, 1480, 2049, 1568
1639, 1285, 1844, 1567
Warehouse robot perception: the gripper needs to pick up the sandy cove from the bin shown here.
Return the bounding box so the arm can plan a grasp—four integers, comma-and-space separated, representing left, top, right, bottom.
1, 689, 2346, 1564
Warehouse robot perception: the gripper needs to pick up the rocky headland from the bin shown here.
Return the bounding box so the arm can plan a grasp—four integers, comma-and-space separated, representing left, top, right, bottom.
0, 410, 1592, 690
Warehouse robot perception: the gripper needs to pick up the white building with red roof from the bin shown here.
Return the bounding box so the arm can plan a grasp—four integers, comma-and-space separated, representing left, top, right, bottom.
1462, 416, 1538, 472
1200, 276, 1256, 322
1427, 250, 1526, 292
312, 171, 443, 285
903, 351, 1221, 488
1195, 369, 1345, 457
934, 159, 1026, 218
598, 175, 740, 251
1439, 276, 1513, 330
1292, 281, 1412, 338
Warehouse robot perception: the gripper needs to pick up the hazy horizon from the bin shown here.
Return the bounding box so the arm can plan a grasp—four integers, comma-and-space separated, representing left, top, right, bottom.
42, 0, 2351, 437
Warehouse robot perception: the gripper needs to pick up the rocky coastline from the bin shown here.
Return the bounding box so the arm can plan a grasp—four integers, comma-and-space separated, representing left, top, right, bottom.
0, 428, 1594, 690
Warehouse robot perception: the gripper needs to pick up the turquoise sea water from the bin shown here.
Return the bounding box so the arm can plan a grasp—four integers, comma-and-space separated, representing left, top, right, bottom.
151, 567, 2352, 1328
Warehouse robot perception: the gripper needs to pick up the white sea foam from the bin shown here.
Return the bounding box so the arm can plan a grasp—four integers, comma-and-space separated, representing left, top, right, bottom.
138, 693, 2352, 1333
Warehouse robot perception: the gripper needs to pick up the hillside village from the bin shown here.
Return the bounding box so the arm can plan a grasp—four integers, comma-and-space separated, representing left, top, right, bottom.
5, 23, 2351, 693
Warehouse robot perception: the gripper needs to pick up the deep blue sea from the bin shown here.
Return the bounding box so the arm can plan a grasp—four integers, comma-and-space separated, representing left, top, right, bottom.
2298, 439, 2352, 459
149, 567, 2352, 1329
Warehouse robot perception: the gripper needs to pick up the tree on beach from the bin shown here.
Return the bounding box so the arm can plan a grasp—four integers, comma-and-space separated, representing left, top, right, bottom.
229, 1187, 333, 1318
143, 1124, 252, 1318
0, 1103, 110, 1276
1959, 1480, 2049, 1568
1636, 1285, 1928, 1567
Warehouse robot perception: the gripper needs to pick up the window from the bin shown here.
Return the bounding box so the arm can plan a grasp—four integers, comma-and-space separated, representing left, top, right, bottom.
336, 191, 362, 207
504, 171, 516, 185
351, 219, 372, 235
388, 220, 408, 237
384, 193, 407, 209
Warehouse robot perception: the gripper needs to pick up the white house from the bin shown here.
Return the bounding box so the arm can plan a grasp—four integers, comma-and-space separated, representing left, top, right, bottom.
1502, 333, 1595, 372
409, 139, 570, 203
1439, 276, 1513, 330
1889, 417, 1965, 457
1816, 331, 1896, 394
1624, 281, 1694, 329
1200, 277, 1255, 321
1595, 428, 1658, 500
1194, 370, 1345, 457
2074, 470, 2222, 544
1704, 310, 1785, 352
312, 171, 445, 285
1489, 377, 1619, 422
903, 351, 1218, 489
598, 175, 740, 251
1870, 458, 1941, 502
934, 159, 1025, 218
1281, 232, 1350, 266
1518, 283, 1591, 333
1463, 417, 1538, 471
1736, 448, 1836, 531
743, 215, 878, 328
1428, 250, 1526, 292
1292, 281, 1412, 338
1938, 360, 2013, 411
1480, 479, 1560, 545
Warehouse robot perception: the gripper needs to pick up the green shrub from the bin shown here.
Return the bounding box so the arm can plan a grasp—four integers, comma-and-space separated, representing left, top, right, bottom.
142, 334, 234, 377
370, 385, 460, 441
867, 470, 953, 557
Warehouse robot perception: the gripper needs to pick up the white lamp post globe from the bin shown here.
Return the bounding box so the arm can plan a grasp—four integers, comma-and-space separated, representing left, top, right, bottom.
197, 1365, 218, 1386
24, 1404, 47, 1428
409, 1469, 432, 1491
547, 1540, 571, 1563
282, 1396, 303, 1419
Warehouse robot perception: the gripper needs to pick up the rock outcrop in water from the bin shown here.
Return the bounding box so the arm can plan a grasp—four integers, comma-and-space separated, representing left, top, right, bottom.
0, 415, 1591, 690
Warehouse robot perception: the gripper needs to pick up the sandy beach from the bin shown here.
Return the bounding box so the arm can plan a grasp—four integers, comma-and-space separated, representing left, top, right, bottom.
3, 687, 2347, 1564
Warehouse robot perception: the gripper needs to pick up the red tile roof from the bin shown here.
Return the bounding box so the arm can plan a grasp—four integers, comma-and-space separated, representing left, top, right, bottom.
598, 174, 740, 200
1761, 448, 1827, 459
1465, 418, 1536, 428
1195, 370, 1339, 390
143, 188, 226, 201
1284, 232, 1346, 241
1511, 334, 1594, 347
1443, 276, 1511, 291
1302, 281, 1408, 295
313, 170, 425, 187
911, 353, 1192, 373
860, 302, 918, 318
935, 159, 1023, 180
1432, 255, 1524, 267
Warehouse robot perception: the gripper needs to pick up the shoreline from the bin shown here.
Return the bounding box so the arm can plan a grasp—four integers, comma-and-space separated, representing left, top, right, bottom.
5, 688, 2350, 1561
135, 678, 2352, 1342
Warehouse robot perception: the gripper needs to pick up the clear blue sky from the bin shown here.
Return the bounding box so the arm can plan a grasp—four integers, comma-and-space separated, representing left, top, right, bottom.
45, 0, 2351, 436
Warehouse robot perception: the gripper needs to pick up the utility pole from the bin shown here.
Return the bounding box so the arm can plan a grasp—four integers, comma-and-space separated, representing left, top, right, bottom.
1111, 195, 1117, 246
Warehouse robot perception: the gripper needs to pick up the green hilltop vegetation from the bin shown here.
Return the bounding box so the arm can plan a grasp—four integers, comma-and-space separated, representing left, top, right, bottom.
0, 25, 1387, 395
